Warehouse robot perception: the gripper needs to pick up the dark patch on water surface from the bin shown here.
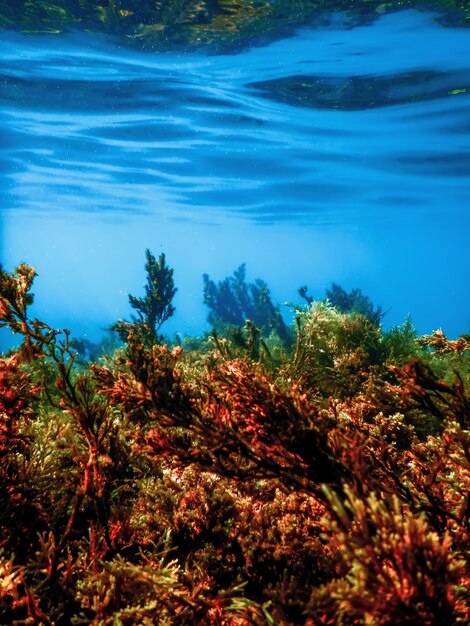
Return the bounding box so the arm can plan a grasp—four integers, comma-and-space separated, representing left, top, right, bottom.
0, 73, 207, 113
248, 70, 470, 111
395, 151, 470, 177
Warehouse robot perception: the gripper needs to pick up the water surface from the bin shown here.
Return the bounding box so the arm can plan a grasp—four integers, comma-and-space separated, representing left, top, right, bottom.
1, 9, 469, 343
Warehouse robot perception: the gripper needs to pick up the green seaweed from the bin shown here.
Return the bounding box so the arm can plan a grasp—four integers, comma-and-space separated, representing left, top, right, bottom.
112, 249, 177, 346
203, 263, 293, 349
299, 282, 384, 326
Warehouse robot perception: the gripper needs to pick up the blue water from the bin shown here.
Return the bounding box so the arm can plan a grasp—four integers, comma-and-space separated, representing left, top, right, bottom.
1, 9, 469, 346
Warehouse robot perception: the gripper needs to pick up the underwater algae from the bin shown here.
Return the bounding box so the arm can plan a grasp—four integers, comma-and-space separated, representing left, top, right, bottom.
1, 257, 469, 624
112, 249, 177, 348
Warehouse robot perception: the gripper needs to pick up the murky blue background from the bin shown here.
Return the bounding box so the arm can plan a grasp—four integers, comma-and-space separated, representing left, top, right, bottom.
1, 9, 469, 346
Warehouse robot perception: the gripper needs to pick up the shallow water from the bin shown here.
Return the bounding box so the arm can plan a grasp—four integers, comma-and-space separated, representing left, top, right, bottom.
1, 9, 469, 345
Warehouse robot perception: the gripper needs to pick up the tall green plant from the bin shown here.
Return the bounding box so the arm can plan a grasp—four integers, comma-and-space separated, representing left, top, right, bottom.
113, 249, 176, 346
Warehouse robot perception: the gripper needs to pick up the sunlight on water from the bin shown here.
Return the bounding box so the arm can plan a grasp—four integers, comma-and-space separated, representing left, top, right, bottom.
1, 9, 469, 345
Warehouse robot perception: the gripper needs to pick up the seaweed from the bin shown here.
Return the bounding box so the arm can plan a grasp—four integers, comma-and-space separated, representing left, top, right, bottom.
0, 260, 469, 624
325, 282, 385, 326
113, 249, 177, 347
299, 281, 384, 326
203, 263, 292, 348
290, 300, 384, 398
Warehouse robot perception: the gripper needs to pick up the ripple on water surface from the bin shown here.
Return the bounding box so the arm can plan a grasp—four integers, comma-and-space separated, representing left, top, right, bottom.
0, 9, 469, 341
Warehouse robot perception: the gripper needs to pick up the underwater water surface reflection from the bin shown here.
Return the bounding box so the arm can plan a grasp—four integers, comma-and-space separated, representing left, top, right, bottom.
1, 9, 469, 343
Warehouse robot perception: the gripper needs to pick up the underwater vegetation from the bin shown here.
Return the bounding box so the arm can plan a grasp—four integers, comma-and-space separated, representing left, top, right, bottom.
0, 1, 469, 49
203, 263, 292, 348
0, 256, 469, 625
299, 282, 384, 327
113, 249, 177, 347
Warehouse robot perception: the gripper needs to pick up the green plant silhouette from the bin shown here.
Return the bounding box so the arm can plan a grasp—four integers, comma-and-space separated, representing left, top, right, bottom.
113, 249, 176, 346
203, 263, 292, 348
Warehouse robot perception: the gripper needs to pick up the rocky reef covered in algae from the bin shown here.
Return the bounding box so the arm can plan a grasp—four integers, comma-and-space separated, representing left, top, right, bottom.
1, 1, 469, 49
0, 255, 469, 625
